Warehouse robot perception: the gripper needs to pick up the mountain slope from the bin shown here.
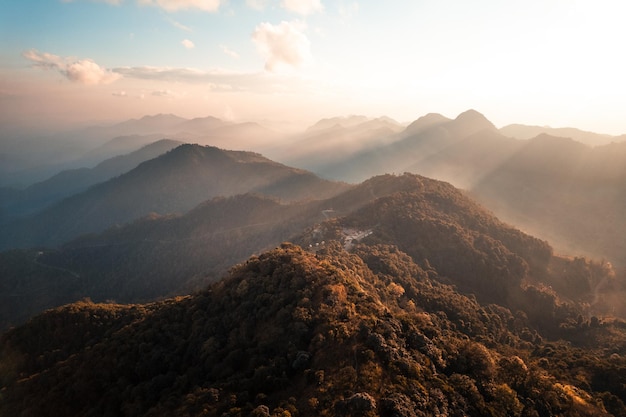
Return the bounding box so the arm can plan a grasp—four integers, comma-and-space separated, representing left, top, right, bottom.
0, 174, 453, 329
471, 136, 626, 264
0, 139, 182, 218
500, 123, 621, 146
2, 173, 621, 334
273, 116, 405, 173
0, 144, 350, 250
318, 109, 499, 182
2, 241, 625, 416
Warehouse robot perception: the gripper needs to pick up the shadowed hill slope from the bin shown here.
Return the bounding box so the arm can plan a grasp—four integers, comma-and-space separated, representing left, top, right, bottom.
0, 139, 182, 219
1, 173, 621, 332
0, 144, 350, 250
318, 109, 498, 183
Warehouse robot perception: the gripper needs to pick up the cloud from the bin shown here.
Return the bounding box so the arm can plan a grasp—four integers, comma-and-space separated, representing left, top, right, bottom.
112, 91, 128, 97
23, 49, 121, 85
137, 0, 221, 12
113, 66, 246, 91
113, 66, 219, 83
167, 17, 192, 31
281, 0, 323, 15
151, 89, 179, 98
252, 21, 311, 71
220, 45, 240, 59
246, 0, 267, 10
181, 39, 195, 49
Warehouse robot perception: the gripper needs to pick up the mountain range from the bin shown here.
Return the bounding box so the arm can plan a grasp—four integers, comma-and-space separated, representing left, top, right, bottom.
0, 114, 282, 187
0, 139, 182, 220
0, 144, 349, 250
2, 173, 626, 416
3, 109, 626, 416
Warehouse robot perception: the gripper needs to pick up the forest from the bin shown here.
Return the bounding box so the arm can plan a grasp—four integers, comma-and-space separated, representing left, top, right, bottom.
2, 174, 626, 416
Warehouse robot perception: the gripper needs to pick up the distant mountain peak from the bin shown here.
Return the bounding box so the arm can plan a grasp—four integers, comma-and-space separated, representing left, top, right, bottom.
306, 115, 372, 132
405, 113, 450, 134
454, 109, 493, 126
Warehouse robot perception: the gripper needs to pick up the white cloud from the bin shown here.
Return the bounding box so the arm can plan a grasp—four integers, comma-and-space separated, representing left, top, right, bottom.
252, 21, 311, 71
281, 0, 323, 15
151, 89, 179, 98
138, 0, 221, 12
181, 39, 195, 49
23, 49, 121, 85
246, 0, 267, 10
220, 45, 240, 59
112, 91, 128, 97
168, 18, 192, 31
113, 66, 248, 91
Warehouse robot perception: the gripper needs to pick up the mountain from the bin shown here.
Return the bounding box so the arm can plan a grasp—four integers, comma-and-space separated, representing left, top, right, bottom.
296, 109, 626, 268
471, 135, 626, 265
274, 116, 405, 173
2, 173, 622, 335
76, 134, 177, 167
0, 114, 282, 188
306, 115, 373, 131
0, 174, 460, 329
0, 144, 350, 250
500, 123, 622, 146
2, 185, 626, 415
316, 109, 498, 183
0, 139, 182, 219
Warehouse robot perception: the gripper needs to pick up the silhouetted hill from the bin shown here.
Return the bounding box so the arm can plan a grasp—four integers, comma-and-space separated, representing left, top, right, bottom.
317, 110, 498, 182
500, 123, 621, 146
274, 116, 404, 172
404, 112, 450, 134
407, 129, 522, 189
3, 173, 622, 337
0, 174, 439, 329
0, 144, 350, 250
0, 139, 182, 218
306, 115, 372, 131
77, 134, 175, 166
301, 111, 626, 268
471, 136, 626, 265
2, 238, 625, 416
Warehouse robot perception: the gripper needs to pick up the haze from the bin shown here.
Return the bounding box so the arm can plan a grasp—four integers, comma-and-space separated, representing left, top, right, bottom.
2, 0, 626, 135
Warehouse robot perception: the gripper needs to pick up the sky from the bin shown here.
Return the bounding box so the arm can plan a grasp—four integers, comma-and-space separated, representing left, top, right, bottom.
1, 0, 626, 133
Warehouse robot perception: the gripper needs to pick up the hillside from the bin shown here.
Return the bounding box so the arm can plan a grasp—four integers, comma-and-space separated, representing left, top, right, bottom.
500, 124, 623, 146
275, 116, 405, 173
471, 136, 626, 265
2, 238, 626, 416
0, 144, 350, 250
317, 109, 498, 183
0, 174, 465, 329
297, 109, 626, 267
2, 173, 623, 332
0, 139, 182, 219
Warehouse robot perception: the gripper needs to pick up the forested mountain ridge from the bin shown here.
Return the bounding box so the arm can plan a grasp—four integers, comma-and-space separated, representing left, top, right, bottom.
0, 144, 350, 250
2, 239, 625, 416
0, 139, 182, 220
297, 109, 626, 268
1, 173, 621, 332
0, 174, 476, 330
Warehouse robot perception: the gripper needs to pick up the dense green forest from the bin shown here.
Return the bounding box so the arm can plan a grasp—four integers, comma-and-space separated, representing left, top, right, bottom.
2, 174, 626, 416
